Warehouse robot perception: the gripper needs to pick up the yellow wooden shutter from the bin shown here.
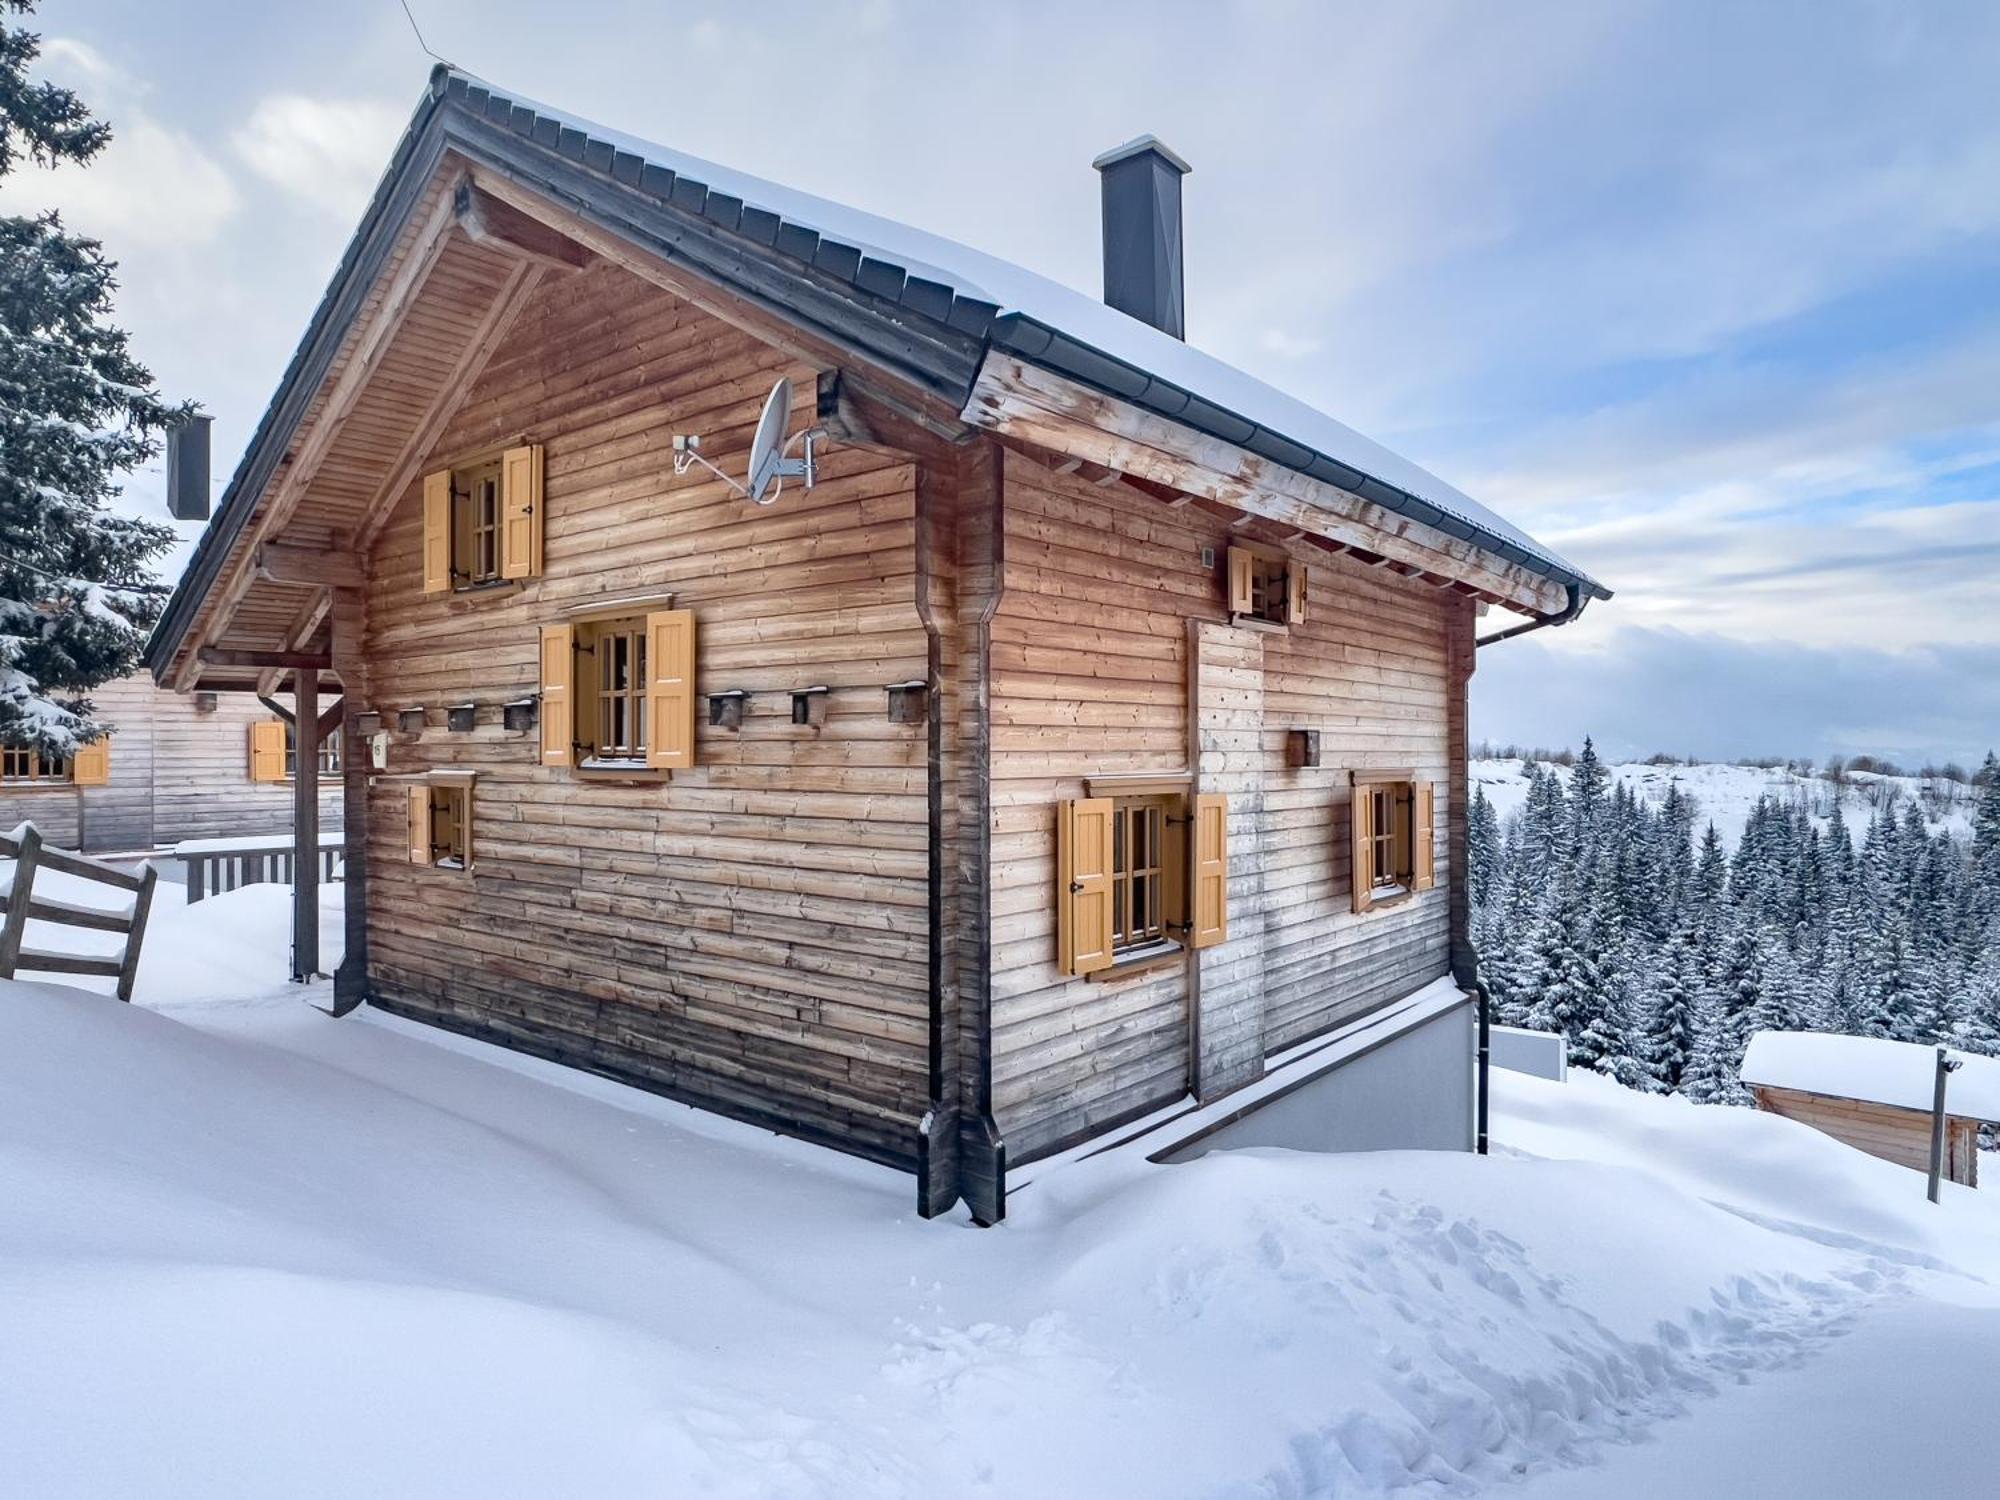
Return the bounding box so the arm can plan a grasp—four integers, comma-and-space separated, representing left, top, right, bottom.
71, 737, 110, 786
645, 608, 696, 771
500, 443, 544, 580
248, 719, 287, 782
539, 622, 574, 767
422, 469, 452, 594
1412, 781, 1436, 892
1350, 785, 1376, 914
1226, 547, 1254, 615
1191, 792, 1229, 949
1286, 561, 1307, 624
1057, 797, 1115, 975
407, 784, 430, 865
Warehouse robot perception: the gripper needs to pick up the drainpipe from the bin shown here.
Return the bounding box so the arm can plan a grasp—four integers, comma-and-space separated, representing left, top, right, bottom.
1473, 978, 1492, 1155
1476, 581, 1588, 649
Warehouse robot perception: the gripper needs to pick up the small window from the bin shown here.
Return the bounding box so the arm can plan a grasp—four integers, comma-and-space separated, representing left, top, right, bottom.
1226, 546, 1305, 626
281, 721, 341, 778
410, 780, 472, 870
1351, 775, 1434, 914
452, 459, 504, 588
575, 616, 649, 767
1, 747, 68, 785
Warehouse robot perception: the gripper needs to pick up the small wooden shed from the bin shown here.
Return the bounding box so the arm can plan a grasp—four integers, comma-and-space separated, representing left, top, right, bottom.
1741, 1031, 2000, 1187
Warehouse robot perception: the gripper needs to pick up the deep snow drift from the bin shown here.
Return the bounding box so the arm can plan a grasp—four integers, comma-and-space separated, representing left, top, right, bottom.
2, 877, 1999, 1497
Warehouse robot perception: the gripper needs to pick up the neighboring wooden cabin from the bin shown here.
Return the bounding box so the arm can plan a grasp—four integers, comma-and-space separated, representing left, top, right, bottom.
143, 70, 1607, 1221
0, 672, 340, 854
1742, 1031, 2000, 1188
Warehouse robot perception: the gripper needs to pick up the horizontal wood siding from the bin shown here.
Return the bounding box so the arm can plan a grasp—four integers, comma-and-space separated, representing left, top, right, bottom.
989, 450, 1461, 1161
1752, 1085, 1981, 1185
361, 261, 931, 1169
0, 673, 341, 852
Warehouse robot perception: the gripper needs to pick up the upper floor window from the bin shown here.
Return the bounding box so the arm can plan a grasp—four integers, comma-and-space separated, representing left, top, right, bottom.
580, 616, 649, 766
1226, 546, 1305, 627
422, 444, 545, 595
1349, 773, 1436, 914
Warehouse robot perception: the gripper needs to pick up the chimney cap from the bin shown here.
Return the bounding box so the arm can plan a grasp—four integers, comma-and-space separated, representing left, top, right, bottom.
1091, 134, 1191, 176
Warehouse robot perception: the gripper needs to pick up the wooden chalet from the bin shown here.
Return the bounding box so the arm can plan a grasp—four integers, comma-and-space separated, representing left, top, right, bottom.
0, 672, 341, 854
144, 69, 1607, 1222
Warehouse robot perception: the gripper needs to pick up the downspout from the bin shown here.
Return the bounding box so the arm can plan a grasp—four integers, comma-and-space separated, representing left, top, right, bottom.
1465, 580, 1590, 1155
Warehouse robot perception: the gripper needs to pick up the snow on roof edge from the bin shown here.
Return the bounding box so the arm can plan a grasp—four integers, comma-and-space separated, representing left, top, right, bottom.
1741, 1030, 2000, 1122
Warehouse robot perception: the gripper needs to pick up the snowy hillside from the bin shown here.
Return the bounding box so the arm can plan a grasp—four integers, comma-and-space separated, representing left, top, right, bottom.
4, 867, 2000, 1496
1473, 756, 1978, 851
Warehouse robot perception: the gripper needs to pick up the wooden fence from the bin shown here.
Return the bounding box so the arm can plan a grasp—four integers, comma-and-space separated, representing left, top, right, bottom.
177, 840, 343, 903
0, 823, 158, 1003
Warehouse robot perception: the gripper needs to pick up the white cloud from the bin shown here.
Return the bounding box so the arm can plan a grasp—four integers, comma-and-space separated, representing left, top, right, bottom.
232, 95, 407, 218
0, 36, 239, 249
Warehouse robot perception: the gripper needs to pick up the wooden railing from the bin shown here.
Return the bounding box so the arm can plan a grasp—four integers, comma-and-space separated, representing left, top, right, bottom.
0, 823, 158, 1003
175, 836, 342, 904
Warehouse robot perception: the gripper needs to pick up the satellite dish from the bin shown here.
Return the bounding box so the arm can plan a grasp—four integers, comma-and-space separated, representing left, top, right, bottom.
747, 377, 817, 506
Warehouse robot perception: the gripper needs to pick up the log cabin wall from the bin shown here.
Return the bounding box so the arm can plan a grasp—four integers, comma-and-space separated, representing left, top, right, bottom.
358, 259, 935, 1169
988, 449, 1461, 1164
0, 673, 341, 853
1751, 1084, 1981, 1186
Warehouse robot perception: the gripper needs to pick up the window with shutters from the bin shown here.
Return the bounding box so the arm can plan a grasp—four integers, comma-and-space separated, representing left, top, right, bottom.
1058, 789, 1228, 976
1350, 773, 1435, 914
538, 604, 695, 775
1226, 546, 1305, 627
1, 746, 69, 785
409, 779, 472, 870
423, 445, 543, 595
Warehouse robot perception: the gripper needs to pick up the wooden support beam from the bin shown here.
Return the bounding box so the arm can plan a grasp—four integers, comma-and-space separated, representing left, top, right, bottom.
291, 665, 320, 982
255, 543, 363, 589
200, 648, 332, 670
454, 178, 591, 271
257, 694, 294, 727
257, 590, 333, 697
356, 262, 544, 553
170, 181, 463, 690
329, 588, 370, 1017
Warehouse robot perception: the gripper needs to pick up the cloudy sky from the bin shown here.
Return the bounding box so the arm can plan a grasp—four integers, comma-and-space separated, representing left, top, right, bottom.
5, 1, 1995, 765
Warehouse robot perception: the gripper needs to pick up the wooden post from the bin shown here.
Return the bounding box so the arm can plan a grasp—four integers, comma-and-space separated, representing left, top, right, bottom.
0, 823, 41, 980
115, 864, 158, 1003
329, 586, 370, 1017
1927, 1046, 1962, 1203
292, 666, 320, 981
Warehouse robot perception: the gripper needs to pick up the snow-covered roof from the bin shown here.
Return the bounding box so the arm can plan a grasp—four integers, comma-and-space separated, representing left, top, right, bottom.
1741, 1031, 2000, 1122
452, 71, 1603, 599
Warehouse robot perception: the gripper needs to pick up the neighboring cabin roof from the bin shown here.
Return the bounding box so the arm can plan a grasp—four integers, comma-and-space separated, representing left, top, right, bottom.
1742, 1030, 2000, 1123
146, 65, 1605, 674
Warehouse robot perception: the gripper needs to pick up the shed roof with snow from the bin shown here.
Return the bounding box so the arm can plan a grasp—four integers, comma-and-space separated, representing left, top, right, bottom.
1741, 1031, 2000, 1123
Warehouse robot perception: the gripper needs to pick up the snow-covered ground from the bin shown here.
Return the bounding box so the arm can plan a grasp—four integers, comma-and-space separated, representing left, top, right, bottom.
1472, 756, 1978, 850
4, 866, 2000, 1496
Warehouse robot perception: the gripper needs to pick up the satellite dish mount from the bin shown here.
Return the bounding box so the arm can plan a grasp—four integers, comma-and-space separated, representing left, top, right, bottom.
671, 377, 819, 507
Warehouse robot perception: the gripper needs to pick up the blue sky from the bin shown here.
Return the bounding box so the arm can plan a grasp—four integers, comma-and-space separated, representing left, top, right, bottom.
4, 0, 1995, 765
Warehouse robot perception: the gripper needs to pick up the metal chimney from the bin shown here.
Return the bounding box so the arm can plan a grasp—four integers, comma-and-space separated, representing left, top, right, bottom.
1092, 135, 1192, 340
165, 414, 212, 521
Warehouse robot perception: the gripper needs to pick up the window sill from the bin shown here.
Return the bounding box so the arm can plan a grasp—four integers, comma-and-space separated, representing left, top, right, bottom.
1225, 613, 1290, 634
575, 764, 671, 783
1091, 941, 1186, 982
449, 579, 520, 600
1361, 887, 1418, 913
0, 782, 75, 792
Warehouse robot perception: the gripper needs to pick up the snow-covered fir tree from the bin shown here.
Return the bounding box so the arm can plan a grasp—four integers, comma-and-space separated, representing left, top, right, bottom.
0, 2, 185, 760
1472, 750, 1999, 1103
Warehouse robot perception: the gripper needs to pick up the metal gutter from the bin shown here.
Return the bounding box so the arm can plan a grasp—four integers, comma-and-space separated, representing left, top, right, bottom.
1475, 580, 1591, 648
